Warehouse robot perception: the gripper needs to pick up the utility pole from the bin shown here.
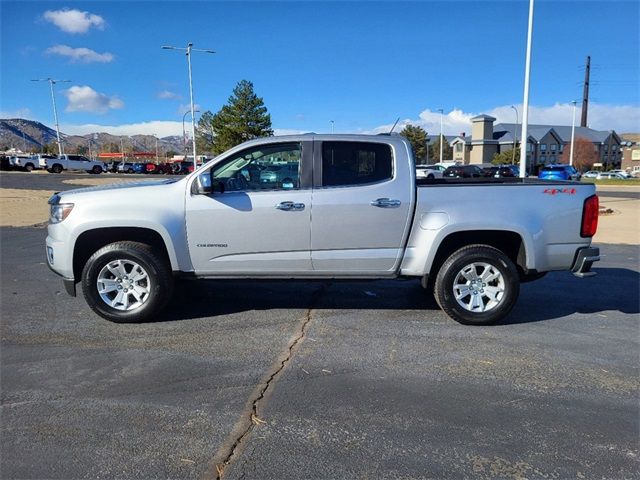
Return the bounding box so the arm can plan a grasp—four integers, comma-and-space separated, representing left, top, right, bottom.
162, 43, 215, 172
519, 0, 535, 178
580, 55, 590, 127
510, 105, 519, 165
569, 100, 577, 167
438, 108, 444, 163
31, 78, 71, 156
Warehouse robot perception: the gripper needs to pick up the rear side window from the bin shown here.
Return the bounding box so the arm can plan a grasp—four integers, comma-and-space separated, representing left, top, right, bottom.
322, 141, 392, 187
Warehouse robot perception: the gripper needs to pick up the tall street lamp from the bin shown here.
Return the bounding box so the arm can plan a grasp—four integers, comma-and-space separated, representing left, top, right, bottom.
182, 109, 200, 157
330, 120, 334, 133
437, 109, 444, 163
31, 78, 70, 156
519, 0, 535, 177
510, 105, 519, 165
569, 100, 577, 167
153, 134, 159, 162
162, 42, 215, 171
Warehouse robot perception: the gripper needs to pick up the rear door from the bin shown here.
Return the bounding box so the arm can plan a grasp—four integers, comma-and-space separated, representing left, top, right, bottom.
310, 139, 414, 274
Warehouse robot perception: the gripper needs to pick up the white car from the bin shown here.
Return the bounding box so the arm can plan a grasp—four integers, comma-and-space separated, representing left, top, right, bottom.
582, 170, 600, 178
596, 172, 627, 180
416, 165, 444, 179
610, 169, 632, 179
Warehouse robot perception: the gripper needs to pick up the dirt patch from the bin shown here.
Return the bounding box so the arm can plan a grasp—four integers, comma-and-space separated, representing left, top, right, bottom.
0, 189, 54, 227
62, 178, 143, 187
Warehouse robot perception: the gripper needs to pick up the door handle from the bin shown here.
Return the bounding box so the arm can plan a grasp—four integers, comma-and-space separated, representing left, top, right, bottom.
276, 201, 305, 211
370, 198, 401, 208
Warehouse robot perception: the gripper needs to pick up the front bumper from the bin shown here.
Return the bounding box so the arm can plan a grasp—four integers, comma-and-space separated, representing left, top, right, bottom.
571, 246, 600, 278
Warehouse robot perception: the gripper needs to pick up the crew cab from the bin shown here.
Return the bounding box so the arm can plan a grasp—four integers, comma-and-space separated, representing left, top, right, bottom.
47, 154, 104, 174
46, 134, 600, 325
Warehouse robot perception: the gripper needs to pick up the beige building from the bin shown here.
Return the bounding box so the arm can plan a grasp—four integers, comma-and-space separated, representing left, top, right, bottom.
450, 115, 623, 174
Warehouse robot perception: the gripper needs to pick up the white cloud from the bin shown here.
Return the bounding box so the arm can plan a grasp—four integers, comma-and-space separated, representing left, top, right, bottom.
274, 128, 311, 136
178, 104, 202, 115
64, 86, 124, 114
157, 90, 182, 100
45, 45, 113, 63
368, 102, 640, 136
43, 8, 105, 34
0, 108, 33, 119
61, 121, 187, 138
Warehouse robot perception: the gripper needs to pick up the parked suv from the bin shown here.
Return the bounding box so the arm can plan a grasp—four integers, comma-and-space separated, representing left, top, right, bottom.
443, 165, 484, 178
538, 165, 581, 181
117, 162, 145, 174
483, 165, 519, 178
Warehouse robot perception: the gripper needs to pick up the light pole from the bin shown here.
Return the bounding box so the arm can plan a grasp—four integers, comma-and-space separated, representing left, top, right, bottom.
162, 43, 215, 172
510, 105, 519, 165
154, 134, 159, 162
182, 109, 200, 158
31, 78, 70, 156
519, 0, 535, 177
437, 109, 444, 163
569, 100, 577, 167
330, 120, 334, 133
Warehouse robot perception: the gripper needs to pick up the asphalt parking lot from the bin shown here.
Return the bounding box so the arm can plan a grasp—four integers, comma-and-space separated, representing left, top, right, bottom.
1, 172, 639, 479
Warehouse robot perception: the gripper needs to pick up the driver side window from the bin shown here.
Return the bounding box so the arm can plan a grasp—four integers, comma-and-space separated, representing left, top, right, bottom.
212, 143, 301, 192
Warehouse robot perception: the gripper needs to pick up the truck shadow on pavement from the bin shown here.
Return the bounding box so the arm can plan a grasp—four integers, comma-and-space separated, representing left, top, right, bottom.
156, 267, 639, 325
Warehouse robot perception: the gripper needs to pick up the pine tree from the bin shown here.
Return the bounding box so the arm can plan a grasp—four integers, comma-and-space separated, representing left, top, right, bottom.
205, 80, 273, 154
400, 125, 428, 164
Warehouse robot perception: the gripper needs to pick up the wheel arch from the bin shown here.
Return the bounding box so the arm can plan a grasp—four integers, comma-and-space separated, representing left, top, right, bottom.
429, 230, 529, 280
73, 227, 175, 282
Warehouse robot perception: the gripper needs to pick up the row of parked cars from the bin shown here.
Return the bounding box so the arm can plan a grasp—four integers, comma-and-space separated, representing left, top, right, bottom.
416, 163, 521, 179
2, 154, 196, 175
417, 162, 635, 181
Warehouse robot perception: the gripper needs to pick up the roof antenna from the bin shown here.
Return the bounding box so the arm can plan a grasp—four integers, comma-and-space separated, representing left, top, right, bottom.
389, 117, 400, 134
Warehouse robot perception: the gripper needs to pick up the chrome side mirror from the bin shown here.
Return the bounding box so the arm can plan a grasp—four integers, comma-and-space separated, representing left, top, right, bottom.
192, 172, 225, 195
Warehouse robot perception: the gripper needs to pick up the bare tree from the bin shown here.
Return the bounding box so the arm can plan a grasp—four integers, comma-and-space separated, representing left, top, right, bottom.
560, 137, 598, 171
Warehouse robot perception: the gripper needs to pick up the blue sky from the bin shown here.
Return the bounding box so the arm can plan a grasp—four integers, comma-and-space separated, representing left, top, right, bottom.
1, 0, 638, 137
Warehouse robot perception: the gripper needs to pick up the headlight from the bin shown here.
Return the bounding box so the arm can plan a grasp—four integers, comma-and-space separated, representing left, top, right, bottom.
50, 203, 74, 224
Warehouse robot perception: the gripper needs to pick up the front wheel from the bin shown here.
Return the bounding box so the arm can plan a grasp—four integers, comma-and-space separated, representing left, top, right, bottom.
50, 164, 63, 174
81, 241, 173, 323
434, 245, 519, 325
91, 165, 102, 174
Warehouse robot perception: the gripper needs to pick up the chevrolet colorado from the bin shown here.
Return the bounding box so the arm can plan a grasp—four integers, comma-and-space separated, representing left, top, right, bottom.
46, 134, 599, 325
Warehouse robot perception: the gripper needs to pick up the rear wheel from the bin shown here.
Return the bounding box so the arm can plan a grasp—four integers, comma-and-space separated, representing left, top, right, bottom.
25, 163, 34, 172
92, 165, 102, 174
434, 245, 519, 325
51, 164, 63, 174
81, 241, 173, 323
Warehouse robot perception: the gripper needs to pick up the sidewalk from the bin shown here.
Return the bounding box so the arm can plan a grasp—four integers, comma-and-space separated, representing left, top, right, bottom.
593, 186, 639, 245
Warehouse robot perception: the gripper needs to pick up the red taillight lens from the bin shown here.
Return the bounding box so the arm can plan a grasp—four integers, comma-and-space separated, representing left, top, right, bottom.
581, 195, 599, 237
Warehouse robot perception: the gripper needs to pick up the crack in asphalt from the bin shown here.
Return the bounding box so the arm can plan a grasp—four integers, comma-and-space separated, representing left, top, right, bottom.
210, 283, 328, 479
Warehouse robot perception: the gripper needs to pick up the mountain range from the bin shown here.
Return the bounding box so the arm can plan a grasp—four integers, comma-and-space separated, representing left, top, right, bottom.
0, 118, 185, 156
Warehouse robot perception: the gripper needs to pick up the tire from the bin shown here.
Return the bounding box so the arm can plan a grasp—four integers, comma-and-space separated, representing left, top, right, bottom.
92, 165, 102, 174
81, 241, 173, 323
427, 173, 434, 179
127, 168, 134, 174
25, 163, 34, 172
51, 164, 63, 174
433, 245, 520, 325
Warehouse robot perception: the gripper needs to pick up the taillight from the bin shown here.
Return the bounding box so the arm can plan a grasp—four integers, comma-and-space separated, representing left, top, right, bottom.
581, 195, 599, 237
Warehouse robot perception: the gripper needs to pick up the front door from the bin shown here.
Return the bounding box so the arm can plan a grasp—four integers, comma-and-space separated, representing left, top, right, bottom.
186, 141, 313, 274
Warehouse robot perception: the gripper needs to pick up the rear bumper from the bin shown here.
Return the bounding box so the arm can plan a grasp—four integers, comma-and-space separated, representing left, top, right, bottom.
571, 246, 600, 278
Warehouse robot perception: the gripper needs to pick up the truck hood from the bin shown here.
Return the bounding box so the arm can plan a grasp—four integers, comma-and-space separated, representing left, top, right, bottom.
53, 179, 181, 202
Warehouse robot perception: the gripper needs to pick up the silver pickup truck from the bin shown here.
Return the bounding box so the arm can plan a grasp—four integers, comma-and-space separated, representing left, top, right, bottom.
46, 134, 600, 325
